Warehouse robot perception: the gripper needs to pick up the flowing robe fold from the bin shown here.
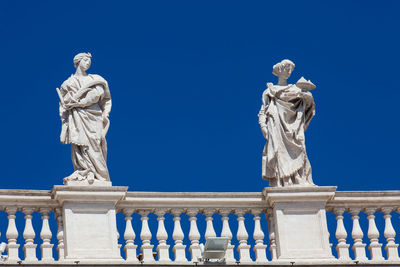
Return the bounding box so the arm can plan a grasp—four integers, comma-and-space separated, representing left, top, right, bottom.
59, 74, 111, 181
258, 83, 315, 186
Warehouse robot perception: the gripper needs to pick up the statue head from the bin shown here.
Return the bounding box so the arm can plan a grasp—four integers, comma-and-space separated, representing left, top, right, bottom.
73, 52, 92, 70
272, 59, 295, 80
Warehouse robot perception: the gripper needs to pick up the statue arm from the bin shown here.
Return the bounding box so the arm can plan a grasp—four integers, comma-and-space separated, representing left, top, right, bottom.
58, 85, 69, 144
59, 85, 69, 120
258, 90, 270, 138
302, 91, 315, 130
258, 105, 267, 127
302, 90, 314, 103
76, 85, 105, 108
258, 105, 268, 138
102, 98, 111, 117
59, 103, 68, 121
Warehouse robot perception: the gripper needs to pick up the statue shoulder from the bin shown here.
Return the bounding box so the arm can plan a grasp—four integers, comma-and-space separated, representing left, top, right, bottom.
88, 74, 111, 100
290, 84, 302, 92
61, 74, 75, 88
266, 82, 274, 89
89, 74, 107, 83
262, 82, 274, 94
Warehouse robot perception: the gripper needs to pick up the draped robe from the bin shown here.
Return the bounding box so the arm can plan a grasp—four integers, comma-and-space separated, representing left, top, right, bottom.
258, 83, 315, 187
59, 74, 111, 182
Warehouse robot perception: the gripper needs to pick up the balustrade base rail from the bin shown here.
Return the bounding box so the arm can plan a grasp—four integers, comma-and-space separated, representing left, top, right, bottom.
2, 261, 400, 266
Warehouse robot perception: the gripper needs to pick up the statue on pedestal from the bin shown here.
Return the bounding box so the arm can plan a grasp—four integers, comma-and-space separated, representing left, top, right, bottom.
57, 53, 111, 185
258, 59, 316, 187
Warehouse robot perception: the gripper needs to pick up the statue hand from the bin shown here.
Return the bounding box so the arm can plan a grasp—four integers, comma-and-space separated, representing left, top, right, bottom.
261, 126, 268, 138
63, 102, 75, 110
64, 102, 82, 109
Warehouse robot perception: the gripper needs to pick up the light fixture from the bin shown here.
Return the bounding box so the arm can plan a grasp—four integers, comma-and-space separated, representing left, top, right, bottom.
198, 237, 229, 263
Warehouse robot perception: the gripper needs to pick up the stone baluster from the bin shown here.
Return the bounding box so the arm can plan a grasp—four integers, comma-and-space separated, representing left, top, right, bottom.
187, 209, 201, 262
155, 209, 170, 262
39, 208, 53, 261
365, 207, 384, 261
6, 207, 20, 261
171, 209, 187, 262
251, 209, 268, 263
382, 207, 399, 261
219, 209, 235, 263
116, 225, 121, 249
333, 208, 350, 260
235, 209, 252, 263
349, 208, 367, 261
325, 208, 333, 249
55, 209, 64, 261
123, 209, 138, 262
139, 210, 154, 262
266, 208, 277, 261
22, 208, 38, 262
203, 209, 217, 239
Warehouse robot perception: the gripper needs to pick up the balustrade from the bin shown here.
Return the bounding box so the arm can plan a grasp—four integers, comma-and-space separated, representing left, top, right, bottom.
349, 207, 368, 261
382, 207, 399, 261
115, 191, 400, 264
122, 208, 138, 262
0, 189, 398, 264
326, 191, 400, 263
171, 209, 186, 262
22, 208, 37, 262
187, 209, 201, 261
235, 209, 252, 263
155, 209, 170, 262
251, 208, 268, 263
39, 208, 53, 262
139, 210, 154, 262
219, 208, 235, 263
0, 190, 59, 263
116, 192, 268, 263
333, 207, 350, 260
365, 207, 384, 261
5, 207, 19, 261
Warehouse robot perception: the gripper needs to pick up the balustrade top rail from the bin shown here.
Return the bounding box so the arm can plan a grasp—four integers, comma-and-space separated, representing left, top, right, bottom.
119, 192, 264, 209
326, 190, 400, 210
0, 189, 57, 209
1, 189, 400, 210
0, 189, 267, 212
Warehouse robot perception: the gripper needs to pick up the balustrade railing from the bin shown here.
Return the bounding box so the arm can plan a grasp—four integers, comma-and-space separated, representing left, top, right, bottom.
0, 190, 59, 262
326, 191, 400, 263
116, 192, 268, 263
0, 189, 399, 264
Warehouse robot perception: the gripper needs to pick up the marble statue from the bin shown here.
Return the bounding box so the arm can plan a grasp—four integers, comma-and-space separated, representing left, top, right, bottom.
258, 59, 316, 187
57, 53, 111, 185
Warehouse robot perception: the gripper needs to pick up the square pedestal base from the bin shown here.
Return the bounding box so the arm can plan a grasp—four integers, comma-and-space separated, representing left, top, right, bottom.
263, 186, 336, 260
52, 186, 127, 260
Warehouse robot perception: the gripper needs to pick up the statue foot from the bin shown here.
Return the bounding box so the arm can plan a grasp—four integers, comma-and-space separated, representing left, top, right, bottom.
63, 171, 112, 186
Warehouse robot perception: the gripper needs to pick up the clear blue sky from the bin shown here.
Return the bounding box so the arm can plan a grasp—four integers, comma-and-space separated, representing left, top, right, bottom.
1, 0, 399, 193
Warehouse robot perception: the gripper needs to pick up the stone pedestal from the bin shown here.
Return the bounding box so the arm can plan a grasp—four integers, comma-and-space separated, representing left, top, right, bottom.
52, 186, 127, 261
263, 186, 336, 261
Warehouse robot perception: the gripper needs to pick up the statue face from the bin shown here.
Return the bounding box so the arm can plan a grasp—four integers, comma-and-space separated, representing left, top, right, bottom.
279, 64, 292, 79
78, 56, 91, 71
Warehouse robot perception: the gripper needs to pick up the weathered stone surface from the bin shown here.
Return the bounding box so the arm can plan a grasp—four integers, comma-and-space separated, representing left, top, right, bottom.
258, 59, 316, 187
57, 53, 112, 185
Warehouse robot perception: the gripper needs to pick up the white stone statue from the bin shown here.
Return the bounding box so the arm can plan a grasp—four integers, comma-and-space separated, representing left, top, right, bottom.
57, 53, 112, 185
258, 59, 316, 187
